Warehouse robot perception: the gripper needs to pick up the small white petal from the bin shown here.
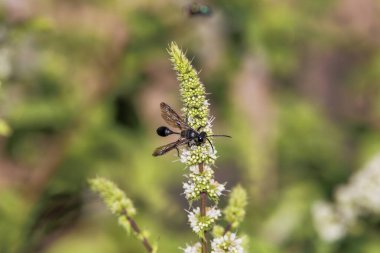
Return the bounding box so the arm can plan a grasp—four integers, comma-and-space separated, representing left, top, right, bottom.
183, 242, 202, 253
211, 233, 244, 253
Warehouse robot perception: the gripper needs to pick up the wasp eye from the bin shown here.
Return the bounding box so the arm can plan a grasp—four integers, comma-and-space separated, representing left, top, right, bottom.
156, 126, 172, 137
197, 132, 207, 143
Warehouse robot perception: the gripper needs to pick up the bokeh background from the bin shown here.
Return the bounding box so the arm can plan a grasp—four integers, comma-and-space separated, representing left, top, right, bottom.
1, 0, 380, 252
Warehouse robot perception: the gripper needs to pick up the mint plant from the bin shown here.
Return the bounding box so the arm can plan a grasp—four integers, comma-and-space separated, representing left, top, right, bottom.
89, 42, 247, 253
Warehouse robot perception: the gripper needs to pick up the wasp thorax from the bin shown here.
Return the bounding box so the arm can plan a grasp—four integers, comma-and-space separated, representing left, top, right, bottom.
190, 131, 197, 138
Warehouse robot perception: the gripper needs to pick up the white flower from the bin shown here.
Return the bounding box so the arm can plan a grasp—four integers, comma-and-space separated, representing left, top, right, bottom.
347, 154, 380, 213
312, 152, 380, 242
188, 207, 221, 234
189, 165, 201, 174
209, 179, 225, 198
312, 201, 347, 242
180, 149, 192, 164
205, 144, 217, 159
184, 168, 224, 202
189, 165, 214, 176
211, 233, 243, 253
182, 242, 202, 253
183, 181, 198, 200
180, 142, 216, 166
208, 206, 222, 220
335, 185, 358, 223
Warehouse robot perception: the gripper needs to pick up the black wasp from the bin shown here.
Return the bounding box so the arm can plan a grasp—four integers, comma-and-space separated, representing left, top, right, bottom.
152, 102, 231, 156
186, 3, 213, 17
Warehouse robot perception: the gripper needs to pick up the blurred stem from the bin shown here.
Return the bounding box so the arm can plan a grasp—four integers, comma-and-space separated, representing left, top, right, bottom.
223, 223, 232, 235
122, 209, 153, 253
199, 163, 208, 253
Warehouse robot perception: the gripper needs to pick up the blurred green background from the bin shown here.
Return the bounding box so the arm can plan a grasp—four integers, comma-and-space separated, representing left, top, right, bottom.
1, 0, 380, 252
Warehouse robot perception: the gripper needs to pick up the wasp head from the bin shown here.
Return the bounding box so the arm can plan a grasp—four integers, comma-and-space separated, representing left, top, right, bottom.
197, 132, 208, 144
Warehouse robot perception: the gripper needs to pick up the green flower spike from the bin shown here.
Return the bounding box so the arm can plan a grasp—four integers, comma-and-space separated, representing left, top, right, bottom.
223, 185, 247, 230
168, 42, 216, 166
184, 165, 225, 203
89, 177, 137, 234
89, 177, 157, 253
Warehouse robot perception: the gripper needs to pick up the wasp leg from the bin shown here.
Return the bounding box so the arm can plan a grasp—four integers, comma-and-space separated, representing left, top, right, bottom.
197, 123, 208, 132
175, 147, 180, 157
188, 140, 197, 147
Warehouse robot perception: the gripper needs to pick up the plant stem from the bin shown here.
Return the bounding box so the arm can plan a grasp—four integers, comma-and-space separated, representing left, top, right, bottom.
122, 209, 153, 253
199, 163, 208, 253
224, 223, 232, 235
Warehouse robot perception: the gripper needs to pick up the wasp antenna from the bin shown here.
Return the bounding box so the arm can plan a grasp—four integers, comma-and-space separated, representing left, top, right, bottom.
206, 138, 215, 153
209, 134, 232, 138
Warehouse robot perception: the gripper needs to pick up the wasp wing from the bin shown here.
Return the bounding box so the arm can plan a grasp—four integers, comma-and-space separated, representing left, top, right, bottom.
152, 138, 189, 156
160, 102, 189, 130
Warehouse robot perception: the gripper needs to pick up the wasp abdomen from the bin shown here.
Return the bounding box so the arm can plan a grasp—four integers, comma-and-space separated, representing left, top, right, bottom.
157, 126, 174, 137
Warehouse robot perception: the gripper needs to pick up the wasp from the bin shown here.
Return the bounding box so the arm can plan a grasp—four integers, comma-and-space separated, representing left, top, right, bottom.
152, 102, 231, 156
186, 3, 213, 17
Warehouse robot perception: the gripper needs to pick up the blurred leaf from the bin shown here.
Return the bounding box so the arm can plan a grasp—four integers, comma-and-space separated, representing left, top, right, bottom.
0, 190, 30, 253
277, 98, 346, 188
0, 119, 11, 136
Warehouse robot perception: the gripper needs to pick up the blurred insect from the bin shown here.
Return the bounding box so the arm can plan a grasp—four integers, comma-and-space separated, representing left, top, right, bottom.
153, 102, 231, 156
186, 2, 213, 17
